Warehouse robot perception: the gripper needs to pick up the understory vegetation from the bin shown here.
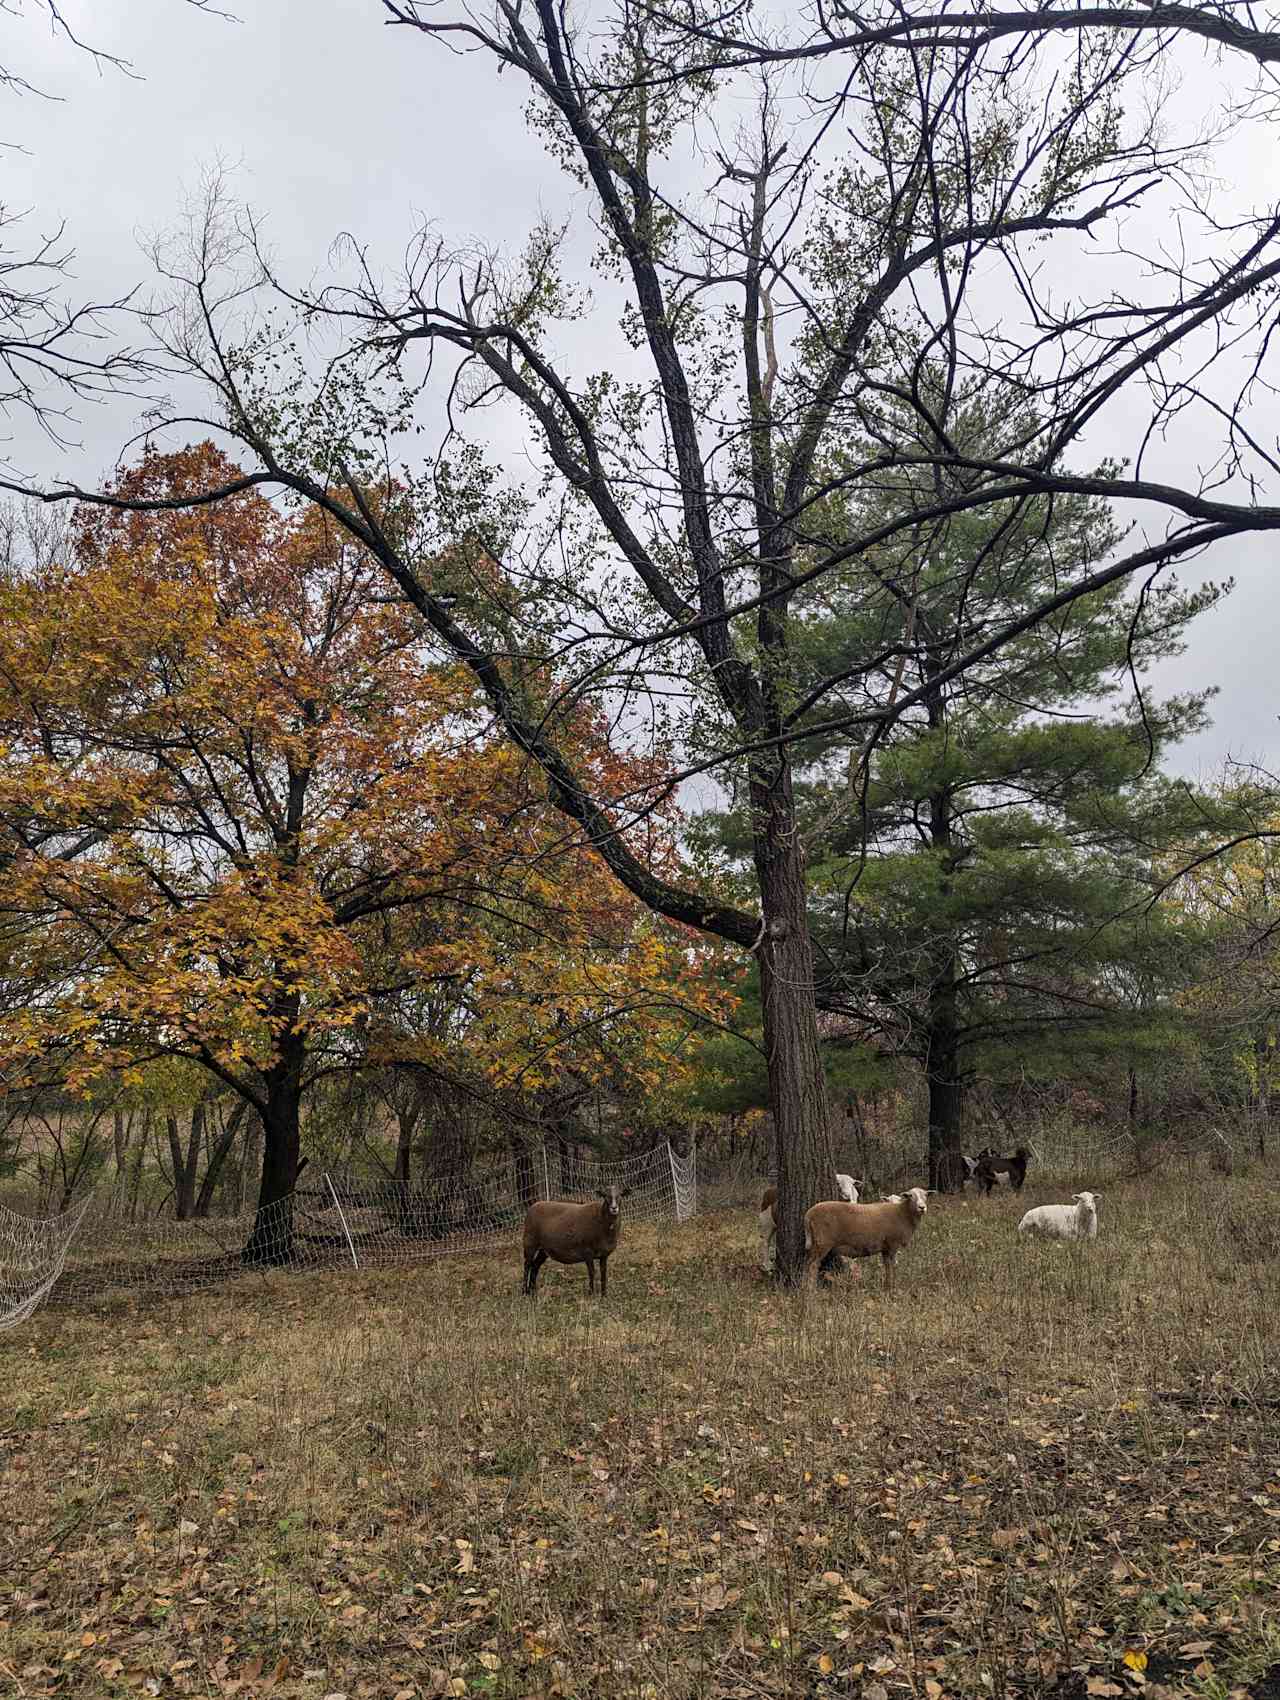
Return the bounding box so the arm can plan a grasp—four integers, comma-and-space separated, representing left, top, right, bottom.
3, 1164, 1279, 1700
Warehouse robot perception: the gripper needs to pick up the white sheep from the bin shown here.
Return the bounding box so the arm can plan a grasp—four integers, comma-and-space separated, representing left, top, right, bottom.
759, 1173, 859, 1273
1018, 1191, 1100, 1241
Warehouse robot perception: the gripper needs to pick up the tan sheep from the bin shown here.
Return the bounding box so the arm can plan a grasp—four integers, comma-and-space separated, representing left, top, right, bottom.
759, 1172, 860, 1273
521, 1186, 624, 1298
803, 1186, 929, 1292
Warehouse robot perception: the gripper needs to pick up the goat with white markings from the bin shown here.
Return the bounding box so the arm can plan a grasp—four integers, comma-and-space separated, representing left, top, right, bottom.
522, 1186, 626, 1297
975, 1146, 1030, 1194
1018, 1191, 1100, 1241
759, 1173, 860, 1274
803, 1186, 930, 1292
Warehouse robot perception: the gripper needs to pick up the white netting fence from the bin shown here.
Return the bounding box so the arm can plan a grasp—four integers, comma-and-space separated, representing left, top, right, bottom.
0, 1194, 95, 1331
312, 1139, 696, 1271
0, 1140, 700, 1325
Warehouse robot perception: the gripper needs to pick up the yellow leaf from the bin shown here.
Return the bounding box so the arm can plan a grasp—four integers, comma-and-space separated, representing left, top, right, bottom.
818, 1654, 835, 1675
1123, 1651, 1148, 1672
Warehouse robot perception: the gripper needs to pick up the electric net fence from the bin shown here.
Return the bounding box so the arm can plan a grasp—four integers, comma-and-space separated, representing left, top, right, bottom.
0, 1141, 699, 1328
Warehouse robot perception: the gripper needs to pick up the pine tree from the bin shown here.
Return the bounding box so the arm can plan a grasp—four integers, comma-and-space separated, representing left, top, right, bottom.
701, 393, 1233, 1185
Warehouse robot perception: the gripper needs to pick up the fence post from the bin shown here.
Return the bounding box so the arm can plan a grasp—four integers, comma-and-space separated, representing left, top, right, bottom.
539, 1145, 552, 1200
325, 1174, 360, 1270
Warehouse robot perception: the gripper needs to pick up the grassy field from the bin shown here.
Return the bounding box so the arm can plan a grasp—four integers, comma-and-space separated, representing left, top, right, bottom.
3, 1167, 1279, 1700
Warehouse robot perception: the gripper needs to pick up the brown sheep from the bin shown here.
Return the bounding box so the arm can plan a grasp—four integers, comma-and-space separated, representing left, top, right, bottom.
521, 1186, 624, 1298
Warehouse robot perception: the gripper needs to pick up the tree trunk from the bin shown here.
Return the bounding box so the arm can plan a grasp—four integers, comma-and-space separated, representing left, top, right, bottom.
113, 1109, 128, 1178
389, 1095, 422, 1230
924, 670, 967, 1193
164, 1114, 185, 1218
193, 1101, 249, 1217
129, 1110, 149, 1221
167, 1102, 204, 1220
926, 998, 965, 1191
1254, 1030, 1270, 1159
753, 773, 836, 1284
243, 1042, 304, 1265
511, 1136, 537, 1209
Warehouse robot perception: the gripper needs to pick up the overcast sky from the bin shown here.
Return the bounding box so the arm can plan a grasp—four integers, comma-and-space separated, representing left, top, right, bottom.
5, 1, 1279, 782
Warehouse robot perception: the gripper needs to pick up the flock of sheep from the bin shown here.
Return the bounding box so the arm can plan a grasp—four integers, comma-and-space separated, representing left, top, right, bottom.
519, 1148, 1101, 1300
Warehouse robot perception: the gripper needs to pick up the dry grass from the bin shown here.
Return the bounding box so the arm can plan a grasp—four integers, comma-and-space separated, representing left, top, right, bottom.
3, 1167, 1280, 1700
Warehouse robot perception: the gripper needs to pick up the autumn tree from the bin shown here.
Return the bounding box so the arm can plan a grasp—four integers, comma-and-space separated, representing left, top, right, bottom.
0, 444, 728, 1258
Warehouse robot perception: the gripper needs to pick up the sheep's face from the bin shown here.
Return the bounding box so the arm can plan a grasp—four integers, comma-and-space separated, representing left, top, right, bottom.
905, 1186, 929, 1216
599, 1186, 622, 1223
1073, 1191, 1099, 1212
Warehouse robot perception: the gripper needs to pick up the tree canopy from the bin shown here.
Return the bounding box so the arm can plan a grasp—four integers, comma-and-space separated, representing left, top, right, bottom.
0, 444, 733, 1253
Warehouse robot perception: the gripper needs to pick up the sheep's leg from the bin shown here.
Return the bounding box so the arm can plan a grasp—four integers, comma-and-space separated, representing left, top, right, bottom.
599, 1253, 609, 1299
882, 1250, 895, 1293
585, 1257, 596, 1296
523, 1249, 547, 1297
758, 1211, 776, 1274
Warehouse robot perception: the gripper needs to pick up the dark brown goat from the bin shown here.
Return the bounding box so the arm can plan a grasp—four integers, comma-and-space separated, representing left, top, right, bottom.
974, 1146, 1031, 1194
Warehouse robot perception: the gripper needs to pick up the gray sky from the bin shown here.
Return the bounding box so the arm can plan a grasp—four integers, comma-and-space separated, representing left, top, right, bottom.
5, 1, 1279, 782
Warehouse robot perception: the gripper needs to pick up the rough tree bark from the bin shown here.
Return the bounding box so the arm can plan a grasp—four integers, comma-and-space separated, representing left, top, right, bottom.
242, 1029, 304, 1265
753, 766, 838, 1277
